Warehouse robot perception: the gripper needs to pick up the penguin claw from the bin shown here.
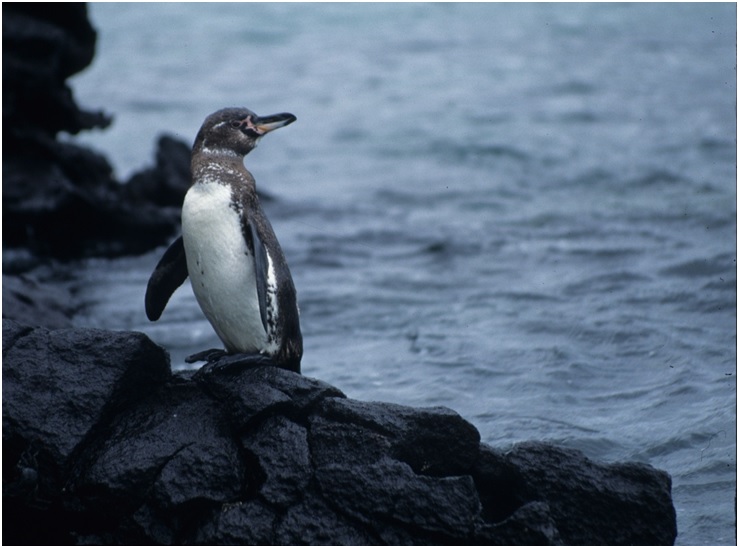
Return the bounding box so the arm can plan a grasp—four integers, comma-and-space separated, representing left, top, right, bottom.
185, 348, 227, 363
192, 352, 275, 380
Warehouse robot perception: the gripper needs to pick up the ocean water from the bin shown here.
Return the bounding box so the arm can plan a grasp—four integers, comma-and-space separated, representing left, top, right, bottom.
64, 4, 735, 544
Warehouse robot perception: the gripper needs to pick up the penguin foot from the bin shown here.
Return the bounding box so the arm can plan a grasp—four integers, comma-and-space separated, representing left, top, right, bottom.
185, 348, 227, 363
192, 352, 275, 380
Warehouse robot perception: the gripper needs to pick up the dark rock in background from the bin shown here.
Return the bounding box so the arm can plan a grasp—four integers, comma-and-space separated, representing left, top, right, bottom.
2, 273, 76, 329
3, 320, 678, 546
123, 135, 192, 208
2, 4, 106, 136
2, 4, 182, 261
1, 4, 277, 264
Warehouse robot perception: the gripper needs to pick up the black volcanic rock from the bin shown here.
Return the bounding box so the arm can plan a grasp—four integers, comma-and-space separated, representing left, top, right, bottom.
2, 320, 678, 546
2, 273, 75, 329
2, 3, 107, 137
2, 320, 171, 545
2, 4, 282, 262
2, 4, 180, 260
123, 135, 192, 208
506, 442, 678, 546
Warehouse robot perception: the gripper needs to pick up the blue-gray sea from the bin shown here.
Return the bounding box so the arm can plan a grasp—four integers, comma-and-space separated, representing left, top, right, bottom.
65, 3, 735, 543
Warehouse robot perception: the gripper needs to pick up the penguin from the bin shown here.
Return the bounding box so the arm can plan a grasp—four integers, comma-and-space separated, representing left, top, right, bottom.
145, 107, 302, 374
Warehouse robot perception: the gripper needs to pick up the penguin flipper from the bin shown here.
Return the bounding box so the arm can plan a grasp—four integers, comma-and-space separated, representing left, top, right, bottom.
145, 236, 189, 321
246, 218, 270, 334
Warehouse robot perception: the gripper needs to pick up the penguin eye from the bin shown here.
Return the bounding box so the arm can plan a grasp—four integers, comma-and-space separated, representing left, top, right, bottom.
230, 120, 242, 129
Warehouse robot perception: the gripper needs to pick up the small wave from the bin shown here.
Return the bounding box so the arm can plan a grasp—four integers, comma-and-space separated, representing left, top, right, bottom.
549, 80, 598, 96
431, 141, 530, 164
555, 111, 599, 123
638, 430, 726, 460
703, 277, 736, 291
699, 136, 736, 157
659, 253, 734, 279
494, 291, 561, 303
564, 271, 650, 296
626, 168, 690, 189
566, 247, 643, 260
125, 98, 192, 113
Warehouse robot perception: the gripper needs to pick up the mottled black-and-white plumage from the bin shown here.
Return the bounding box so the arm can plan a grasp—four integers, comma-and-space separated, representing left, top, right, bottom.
145, 107, 302, 373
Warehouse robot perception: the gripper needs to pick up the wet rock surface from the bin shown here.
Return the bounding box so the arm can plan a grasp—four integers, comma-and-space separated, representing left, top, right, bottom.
3, 319, 678, 545
2, 273, 76, 329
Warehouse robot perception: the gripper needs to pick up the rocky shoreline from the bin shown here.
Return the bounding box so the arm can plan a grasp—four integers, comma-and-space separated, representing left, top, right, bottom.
4, 316, 677, 545
2, 5, 677, 545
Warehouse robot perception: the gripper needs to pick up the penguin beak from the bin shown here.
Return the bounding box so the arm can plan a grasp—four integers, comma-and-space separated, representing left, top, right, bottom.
251, 113, 297, 135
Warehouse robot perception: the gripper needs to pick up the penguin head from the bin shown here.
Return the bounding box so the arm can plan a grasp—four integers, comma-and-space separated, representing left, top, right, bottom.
193, 107, 296, 157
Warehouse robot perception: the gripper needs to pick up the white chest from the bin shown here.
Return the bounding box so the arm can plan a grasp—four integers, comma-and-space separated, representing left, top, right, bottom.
181, 181, 268, 353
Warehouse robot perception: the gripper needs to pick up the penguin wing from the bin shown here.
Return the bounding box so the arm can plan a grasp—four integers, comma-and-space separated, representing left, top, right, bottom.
145, 236, 189, 321
245, 217, 270, 334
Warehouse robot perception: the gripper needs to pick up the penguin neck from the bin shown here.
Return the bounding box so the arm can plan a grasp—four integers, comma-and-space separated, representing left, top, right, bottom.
191, 146, 257, 189
194, 144, 244, 165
